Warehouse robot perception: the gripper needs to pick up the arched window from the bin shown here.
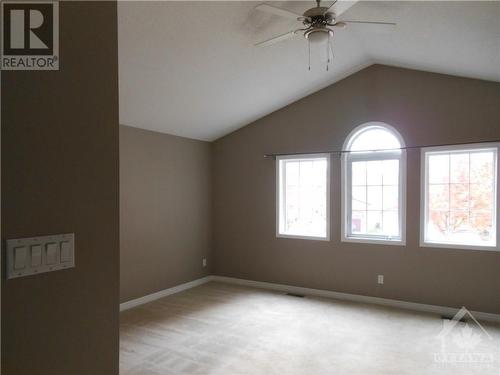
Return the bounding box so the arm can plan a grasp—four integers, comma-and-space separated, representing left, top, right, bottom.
342, 123, 406, 244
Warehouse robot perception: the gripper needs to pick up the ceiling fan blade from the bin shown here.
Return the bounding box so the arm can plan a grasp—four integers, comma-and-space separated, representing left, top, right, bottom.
342, 20, 396, 26
255, 4, 302, 21
324, 0, 358, 17
255, 30, 298, 47
324, 0, 338, 13
332, 21, 347, 29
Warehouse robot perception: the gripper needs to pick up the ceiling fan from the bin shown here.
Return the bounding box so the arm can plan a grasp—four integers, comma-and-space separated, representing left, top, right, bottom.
255, 0, 396, 70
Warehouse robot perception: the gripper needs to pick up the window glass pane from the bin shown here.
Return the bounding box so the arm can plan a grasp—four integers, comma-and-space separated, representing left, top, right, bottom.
449, 211, 469, 233
382, 160, 399, 185
367, 211, 383, 234
428, 184, 449, 211
350, 127, 401, 151
279, 157, 328, 238
383, 211, 399, 236
428, 154, 449, 183
449, 183, 469, 211
366, 160, 383, 185
425, 148, 497, 247
450, 153, 469, 183
470, 152, 494, 184
285, 162, 299, 190
352, 161, 366, 186
352, 186, 366, 210
428, 210, 449, 240
383, 186, 399, 211
351, 211, 366, 234
367, 186, 382, 210
470, 184, 493, 211
470, 212, 494, 242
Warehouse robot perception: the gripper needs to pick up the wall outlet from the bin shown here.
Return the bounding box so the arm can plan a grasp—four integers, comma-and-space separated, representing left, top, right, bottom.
377, 275, 384, 285
202, 258, 207, 267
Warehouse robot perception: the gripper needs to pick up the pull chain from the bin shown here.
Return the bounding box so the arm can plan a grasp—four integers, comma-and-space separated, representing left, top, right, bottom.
326, 33, 330, 71
308, 39, 311, 71
329, 31, 335, 70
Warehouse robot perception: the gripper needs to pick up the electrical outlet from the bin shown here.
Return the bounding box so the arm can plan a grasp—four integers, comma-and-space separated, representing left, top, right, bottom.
202, 258, 207, 267
377, 275, 384, 285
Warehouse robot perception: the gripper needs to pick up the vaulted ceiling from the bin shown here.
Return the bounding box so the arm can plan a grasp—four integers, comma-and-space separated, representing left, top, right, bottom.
118, 1, 500, 141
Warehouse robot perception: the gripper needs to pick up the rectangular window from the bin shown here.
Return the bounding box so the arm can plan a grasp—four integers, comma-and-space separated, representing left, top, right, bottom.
350, 159, 401, 238
277, 154, 330, 240
343, 154, 405, 244
421, 144, 498, 250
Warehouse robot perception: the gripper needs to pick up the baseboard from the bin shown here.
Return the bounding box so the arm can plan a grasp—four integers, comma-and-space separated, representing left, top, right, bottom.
211, 275, 500, 323
120, 275, 213, 312
120, 274, 500, 323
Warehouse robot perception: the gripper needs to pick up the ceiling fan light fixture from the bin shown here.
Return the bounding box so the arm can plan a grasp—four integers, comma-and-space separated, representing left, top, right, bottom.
304, 28, 332, 44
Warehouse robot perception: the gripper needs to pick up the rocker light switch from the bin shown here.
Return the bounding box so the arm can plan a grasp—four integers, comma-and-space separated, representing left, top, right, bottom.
46, 243, 58, 265
31, 245, 42, 266
60, 241, 71, 263
14, 247, 27, 270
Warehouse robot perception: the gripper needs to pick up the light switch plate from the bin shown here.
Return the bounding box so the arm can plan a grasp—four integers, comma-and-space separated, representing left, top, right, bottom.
6, 233, 75, 279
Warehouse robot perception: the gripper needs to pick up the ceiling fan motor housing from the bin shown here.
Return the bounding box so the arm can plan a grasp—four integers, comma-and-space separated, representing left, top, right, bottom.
303, 7, 335, 23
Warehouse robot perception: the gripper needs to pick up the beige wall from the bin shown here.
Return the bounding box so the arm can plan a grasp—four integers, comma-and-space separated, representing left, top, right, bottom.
213, 65, 500, 314
1, 2, 119, 374
120, 125, 212, 302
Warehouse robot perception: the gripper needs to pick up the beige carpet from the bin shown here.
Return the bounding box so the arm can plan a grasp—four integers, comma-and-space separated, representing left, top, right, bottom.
120, 282, 500, 375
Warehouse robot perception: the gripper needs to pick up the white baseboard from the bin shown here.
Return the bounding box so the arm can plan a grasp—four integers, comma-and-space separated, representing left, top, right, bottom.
211, 275, 500, 323
120, 274, 500, 323
120, 275, 213, 312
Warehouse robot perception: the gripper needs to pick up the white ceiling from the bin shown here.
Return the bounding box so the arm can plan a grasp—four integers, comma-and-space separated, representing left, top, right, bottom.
118, 1, 500, 141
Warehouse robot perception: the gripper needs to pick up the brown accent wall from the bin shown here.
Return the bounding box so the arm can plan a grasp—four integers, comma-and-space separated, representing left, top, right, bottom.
120, 125, 212, 303
1, 2, 119, 374
213, 65, 500, 314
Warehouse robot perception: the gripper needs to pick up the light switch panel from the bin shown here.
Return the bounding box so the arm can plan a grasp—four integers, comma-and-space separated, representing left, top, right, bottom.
6, 233, 75, 279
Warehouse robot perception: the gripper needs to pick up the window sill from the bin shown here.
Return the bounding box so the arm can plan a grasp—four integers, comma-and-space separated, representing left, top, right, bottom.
419, 240, 499, 252
277, 233, 330, 242
341, 236, 406, 246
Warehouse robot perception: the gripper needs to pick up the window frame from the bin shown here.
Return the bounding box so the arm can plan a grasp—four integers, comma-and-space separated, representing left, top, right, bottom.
276, 153, 331, 241
341, 123, 407, 246
420, 143, 499, 251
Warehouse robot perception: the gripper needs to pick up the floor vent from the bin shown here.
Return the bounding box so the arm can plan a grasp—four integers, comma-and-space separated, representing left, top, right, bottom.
286, 292, 305, 298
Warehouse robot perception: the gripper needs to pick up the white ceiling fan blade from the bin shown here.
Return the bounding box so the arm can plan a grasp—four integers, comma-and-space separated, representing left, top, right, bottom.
325, 0, 358, 17
342, 20, 396, 26
255, 30, 298, 47
255, 4, 302, 21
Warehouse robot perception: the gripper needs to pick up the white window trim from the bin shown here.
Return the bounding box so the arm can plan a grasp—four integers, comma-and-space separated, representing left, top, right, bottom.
341, 123, 407, 246
420, 143, 499, 252
276, 153, 330, 241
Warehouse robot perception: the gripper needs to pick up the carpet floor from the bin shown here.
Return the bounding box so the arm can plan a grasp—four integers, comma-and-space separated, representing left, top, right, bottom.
120, 282, 500, 375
